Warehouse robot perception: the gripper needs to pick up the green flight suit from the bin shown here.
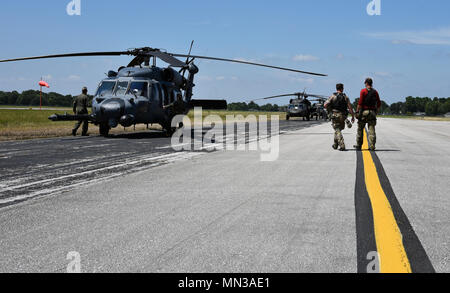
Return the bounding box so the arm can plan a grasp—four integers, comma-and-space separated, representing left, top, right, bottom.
72, 94, 89, 135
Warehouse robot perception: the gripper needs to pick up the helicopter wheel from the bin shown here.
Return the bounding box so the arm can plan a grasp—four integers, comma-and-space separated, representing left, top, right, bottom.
99, 123, 110, 137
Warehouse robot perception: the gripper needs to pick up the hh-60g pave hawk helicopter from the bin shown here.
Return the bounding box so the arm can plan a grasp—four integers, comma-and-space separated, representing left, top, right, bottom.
249, 91, 328, 121
0, 44, 327, 136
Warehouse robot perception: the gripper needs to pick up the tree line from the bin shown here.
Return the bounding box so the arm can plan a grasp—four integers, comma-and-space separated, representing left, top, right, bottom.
388, 96, 450, 116
230, 96, 450, 116
0, 90, 92, 107
1, 90, 450, 116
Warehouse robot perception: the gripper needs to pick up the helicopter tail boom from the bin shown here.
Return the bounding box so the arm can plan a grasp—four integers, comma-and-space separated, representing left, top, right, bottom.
189, 99, 228, 110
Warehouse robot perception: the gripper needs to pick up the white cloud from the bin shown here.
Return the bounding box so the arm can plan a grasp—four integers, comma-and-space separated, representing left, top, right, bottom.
290, 77, 315, 84
67, 75, 81, 81
365, 27, 450, 45
215, 76, 226, 81
374, 72, 392, 78
42, 74, 52, 80
197, 75, 213, 82
293, 54, 320, 62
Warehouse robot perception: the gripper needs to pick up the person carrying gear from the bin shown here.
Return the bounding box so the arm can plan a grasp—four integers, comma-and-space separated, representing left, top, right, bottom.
324, 83, 355, 151
354, 78, 381, 151
72, 87, 90, 136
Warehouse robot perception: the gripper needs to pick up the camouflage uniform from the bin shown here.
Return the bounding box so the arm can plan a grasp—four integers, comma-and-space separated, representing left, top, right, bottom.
72, 93, 89, 135
355, 87, 381, 150
331, 111, 347, 149
326, 93, 350, 150
356, 110, 377, 149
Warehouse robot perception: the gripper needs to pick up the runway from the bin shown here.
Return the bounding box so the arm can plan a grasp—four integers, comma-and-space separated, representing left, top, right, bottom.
0, 118, 448, 273
0, 120, 320, 207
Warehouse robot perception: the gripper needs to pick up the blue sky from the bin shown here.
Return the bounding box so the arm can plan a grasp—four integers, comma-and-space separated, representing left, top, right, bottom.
0, 0, 449, 104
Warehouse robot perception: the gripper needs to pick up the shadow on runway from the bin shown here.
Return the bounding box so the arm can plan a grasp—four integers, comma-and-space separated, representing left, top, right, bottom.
108, 131, 167, 140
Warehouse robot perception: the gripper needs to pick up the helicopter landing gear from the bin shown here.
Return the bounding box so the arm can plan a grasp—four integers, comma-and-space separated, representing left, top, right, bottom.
99, 123, 110, 137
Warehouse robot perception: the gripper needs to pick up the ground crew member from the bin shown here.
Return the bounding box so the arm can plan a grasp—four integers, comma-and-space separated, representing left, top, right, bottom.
72, 87, 89, 136
324, 83, 355, 151
355, 78, 381, 151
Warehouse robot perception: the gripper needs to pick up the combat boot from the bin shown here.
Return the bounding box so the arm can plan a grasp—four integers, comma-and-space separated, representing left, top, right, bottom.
332, 143, 338, 150
369, 146, 376, 151
339, 145, 346, 151
354, 145, 362, 151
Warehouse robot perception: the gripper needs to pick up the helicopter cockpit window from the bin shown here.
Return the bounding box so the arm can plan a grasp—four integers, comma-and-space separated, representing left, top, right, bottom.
96, 81, 116, 97
128, 82, 148, 98
115, 81, 129, 96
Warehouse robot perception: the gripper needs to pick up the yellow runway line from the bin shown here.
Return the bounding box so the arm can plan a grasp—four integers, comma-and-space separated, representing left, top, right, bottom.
362, 129, 412, 273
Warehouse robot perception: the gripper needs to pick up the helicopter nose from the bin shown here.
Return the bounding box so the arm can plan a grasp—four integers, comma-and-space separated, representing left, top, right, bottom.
100, 99, 125, 127
100, 102, 122, 117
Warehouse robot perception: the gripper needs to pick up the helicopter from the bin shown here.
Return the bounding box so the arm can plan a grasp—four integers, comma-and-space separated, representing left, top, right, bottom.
248, 91, 328, 121
0, 44, 327, 136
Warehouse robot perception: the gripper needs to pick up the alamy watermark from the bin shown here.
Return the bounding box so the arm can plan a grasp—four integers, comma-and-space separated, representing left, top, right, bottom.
170, 108, 280, 162
66, 251, 81, 273
366, 251, 381, 273
67, 0, 81, 16
366, 0, 381, 16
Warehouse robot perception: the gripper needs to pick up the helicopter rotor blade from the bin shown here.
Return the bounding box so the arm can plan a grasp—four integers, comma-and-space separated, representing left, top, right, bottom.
180, 40, 195, 75
247, 94, 298, 102
149, 51, 186, 67
169, 54, 327, 76
186, 40, 194, 64
247, 92, 328, 102
0, 47, 328, 76
0, 51, 130, 63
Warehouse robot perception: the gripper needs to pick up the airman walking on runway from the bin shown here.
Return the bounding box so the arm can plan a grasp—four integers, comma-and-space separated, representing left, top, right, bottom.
325, 83, 355, 151
354, 78, 381, 151
72, 87, 90, 136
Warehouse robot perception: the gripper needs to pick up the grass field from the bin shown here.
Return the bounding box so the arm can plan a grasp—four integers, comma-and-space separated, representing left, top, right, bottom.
0, 108, 286, 141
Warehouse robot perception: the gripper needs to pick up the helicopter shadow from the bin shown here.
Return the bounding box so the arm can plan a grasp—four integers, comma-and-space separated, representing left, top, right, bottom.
108, 131, 168, 140
107, 129, 212, 140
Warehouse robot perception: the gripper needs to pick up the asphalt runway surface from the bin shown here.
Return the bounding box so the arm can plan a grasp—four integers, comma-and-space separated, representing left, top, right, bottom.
0, 118, 448, 273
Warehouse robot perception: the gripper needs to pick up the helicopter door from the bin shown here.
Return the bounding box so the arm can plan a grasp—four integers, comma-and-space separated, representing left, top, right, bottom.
146, 83, 165, 122
161, 86, 169, 106
128, 81, 149, 121
152, 83, 162, 107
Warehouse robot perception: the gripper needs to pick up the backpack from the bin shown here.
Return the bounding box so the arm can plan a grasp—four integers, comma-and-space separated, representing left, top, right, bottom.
331, 93, 348, 114
363, 88, 378, 108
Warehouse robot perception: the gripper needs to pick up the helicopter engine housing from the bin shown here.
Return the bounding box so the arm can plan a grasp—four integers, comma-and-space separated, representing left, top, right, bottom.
162, 68, 184, 87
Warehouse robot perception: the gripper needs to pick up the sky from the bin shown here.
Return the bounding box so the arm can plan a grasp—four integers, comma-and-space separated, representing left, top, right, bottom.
0, 0, 449, 105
